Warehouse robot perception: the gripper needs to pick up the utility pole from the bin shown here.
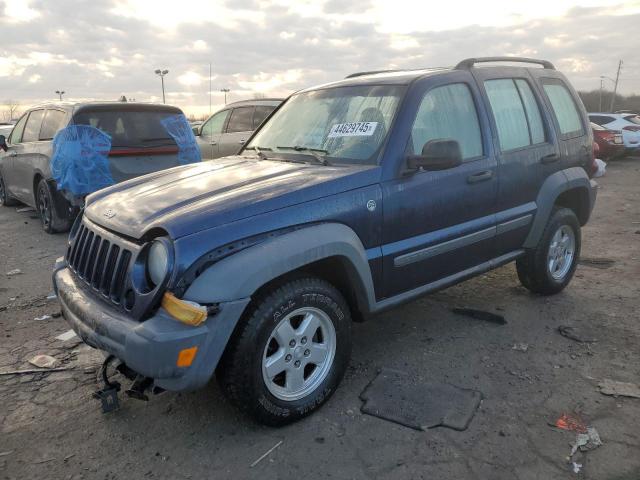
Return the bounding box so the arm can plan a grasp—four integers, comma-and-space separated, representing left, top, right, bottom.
609, 60, 623, 112
599, 77, 604, 112
209, 63, 212, 115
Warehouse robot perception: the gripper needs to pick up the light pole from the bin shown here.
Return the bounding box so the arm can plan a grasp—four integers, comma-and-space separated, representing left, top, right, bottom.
220, 88, 230, 104
55, 90, 65, 101
154, 69, 169, 103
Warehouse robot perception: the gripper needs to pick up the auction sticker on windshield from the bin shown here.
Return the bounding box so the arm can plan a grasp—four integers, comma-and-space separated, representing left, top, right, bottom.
328, 122, 378, 138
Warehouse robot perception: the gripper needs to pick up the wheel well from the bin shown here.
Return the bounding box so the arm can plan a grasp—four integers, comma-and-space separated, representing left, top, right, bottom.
33, 173, 43, 204
250, 256, 368, 323
554, 187, 590, 225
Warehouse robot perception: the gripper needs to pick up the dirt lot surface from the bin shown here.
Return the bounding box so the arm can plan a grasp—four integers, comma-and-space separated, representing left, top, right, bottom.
1, 158, 639, 480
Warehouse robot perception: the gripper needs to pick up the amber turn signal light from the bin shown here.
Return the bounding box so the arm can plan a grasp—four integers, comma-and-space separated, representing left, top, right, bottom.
161, 292, 207, 327
177, 346, 198, 367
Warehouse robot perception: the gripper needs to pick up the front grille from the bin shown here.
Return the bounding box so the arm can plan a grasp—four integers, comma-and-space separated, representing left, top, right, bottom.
67, 221, 133, 305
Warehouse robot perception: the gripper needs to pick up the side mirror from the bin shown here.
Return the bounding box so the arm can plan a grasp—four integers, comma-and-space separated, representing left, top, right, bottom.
0, 135, 7, 152
192, 126, 201, 136
407, 139, 463, 171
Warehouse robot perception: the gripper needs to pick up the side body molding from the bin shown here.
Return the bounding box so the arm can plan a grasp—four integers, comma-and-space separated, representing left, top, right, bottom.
524, 167, 596, 249
183, 223, 377, 312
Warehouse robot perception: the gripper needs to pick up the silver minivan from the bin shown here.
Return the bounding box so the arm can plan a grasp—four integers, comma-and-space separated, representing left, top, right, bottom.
0, 102, 196, 233
195, 99, 282, 159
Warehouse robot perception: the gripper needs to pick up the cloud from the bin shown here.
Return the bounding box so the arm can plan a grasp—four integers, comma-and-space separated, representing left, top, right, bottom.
0, 0, 639, 117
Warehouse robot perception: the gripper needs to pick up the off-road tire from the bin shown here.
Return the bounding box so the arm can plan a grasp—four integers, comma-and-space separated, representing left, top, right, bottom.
217, 276, 352, 426
0, 172, 19, 206
516, 207, 581, 295
37, 179, 72, 234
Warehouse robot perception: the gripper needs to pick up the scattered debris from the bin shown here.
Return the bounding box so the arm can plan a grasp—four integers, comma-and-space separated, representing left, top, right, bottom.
598, 379, 640, 399
554, 413, 587, 433
63, 454, 75, 462
0, 451, 13, 457
512, 343, 529, 352
5, 269, 22, 276
593, 158, 606, 178
16, 206, 35, 213
0, 368, 71, 377
52, 311, 62, 318
451, 308, 506, 325
46, 293, 57, 300
557, 326, 597, 343
572, 462, 583, 474
56, 329, 78, 342
579, 257, 615, 269
33, 314, 52, 321
250, 440, 283, 468
33, 457, 56, 465
29, 354, 60, 369
570, 426, 603, 456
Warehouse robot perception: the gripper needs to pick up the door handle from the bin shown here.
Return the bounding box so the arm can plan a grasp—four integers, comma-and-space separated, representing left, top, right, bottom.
238, 139, 246, 145
210, 141, 217, 146
467, 170, 493, 184
540, 153, 560, 164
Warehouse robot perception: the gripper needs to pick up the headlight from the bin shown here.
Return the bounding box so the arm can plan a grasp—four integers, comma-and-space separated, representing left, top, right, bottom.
147, 240, 169, 286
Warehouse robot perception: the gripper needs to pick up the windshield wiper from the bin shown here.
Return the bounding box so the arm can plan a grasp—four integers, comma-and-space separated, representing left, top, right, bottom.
244, 145, 272, 160
276, 146, 331, 165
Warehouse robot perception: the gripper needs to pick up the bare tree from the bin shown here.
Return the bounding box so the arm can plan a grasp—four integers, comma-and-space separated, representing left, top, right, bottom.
2, 100, 20, 122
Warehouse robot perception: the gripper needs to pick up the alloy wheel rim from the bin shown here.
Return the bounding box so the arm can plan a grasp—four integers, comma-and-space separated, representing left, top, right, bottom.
547, 225, 575, 280
38, 186, 51, 229
262, 306, 336, 401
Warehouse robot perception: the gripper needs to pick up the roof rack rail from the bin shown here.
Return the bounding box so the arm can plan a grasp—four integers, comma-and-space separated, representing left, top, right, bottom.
345, 69, 403, 79
455, 57, 555, 70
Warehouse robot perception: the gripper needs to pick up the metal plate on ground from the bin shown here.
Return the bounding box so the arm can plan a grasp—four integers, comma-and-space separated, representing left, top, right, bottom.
360, 369, 482, 431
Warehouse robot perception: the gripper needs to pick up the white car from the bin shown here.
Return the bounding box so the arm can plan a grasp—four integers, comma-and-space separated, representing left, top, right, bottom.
588, 113, 640, 151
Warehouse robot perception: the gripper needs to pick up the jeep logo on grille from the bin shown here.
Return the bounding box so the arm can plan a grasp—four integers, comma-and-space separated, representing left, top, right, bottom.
103, 209, 116, 219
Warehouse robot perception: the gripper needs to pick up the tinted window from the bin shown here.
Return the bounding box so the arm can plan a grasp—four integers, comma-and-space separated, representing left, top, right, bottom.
40, 110, 67, 140
411, 83, 483, 160
624, 115, 640, 125
253, 105, 276, 129
73, 109, 178, 147
226, 107, 254, 133
201, 110, 229, 137
515, 79, 545, 144
21, 110, 45, 143
543, 82, 583, 135
485, 79, 531, 151
589, 115, 615, 125
8, 114, 28, 144
591, 122, 606, 131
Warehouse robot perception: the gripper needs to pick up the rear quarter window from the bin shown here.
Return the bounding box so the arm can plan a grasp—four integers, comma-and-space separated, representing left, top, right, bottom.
542, 81, 584, 137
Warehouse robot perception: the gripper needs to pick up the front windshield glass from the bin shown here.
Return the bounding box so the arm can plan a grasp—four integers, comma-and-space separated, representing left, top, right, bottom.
247, 84, 405, 165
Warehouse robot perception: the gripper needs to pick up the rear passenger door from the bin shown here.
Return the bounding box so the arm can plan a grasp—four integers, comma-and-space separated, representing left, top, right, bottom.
381, 76, 498, 297
218, 106, 254, 157
198, 109, 230, 159
12, 109, 46, 203
474, 70, 558, 255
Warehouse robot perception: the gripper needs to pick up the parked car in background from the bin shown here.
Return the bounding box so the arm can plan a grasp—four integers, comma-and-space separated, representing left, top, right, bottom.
0, 102, 198, 233
195, 99, 282, 159
588, 113, 640, 153
591, 122, 625, 159
54, 57, 597, 426
0, 124, 13, 137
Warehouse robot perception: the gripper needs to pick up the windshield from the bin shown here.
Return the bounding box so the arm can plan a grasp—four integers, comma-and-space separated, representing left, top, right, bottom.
72, 109, 179, 147
247, 85, 405, 165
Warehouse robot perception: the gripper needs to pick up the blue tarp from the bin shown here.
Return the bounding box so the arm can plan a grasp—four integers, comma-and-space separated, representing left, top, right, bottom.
50, 125, 114, 196
160, 114, 202, 165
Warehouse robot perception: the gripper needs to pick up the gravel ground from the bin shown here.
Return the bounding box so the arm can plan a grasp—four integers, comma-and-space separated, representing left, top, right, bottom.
1, 158, 639, 480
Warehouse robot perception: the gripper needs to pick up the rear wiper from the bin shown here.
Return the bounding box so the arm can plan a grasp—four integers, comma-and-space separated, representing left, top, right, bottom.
244, 145, 272, 160
276, 146, 331, 165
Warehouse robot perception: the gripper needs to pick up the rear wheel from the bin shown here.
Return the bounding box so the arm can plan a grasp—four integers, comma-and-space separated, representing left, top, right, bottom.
217, 276, 351, 426
0, 172, 18, 206
36, 179, 72, 234
516, 207, 581, 295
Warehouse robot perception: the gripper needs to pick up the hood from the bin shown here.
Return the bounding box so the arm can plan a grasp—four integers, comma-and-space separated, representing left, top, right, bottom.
84, 155, 380, 239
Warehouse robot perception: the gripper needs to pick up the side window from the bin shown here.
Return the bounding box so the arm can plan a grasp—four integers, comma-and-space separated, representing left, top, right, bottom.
201, 110, 229, 137
39, 110, 68, 140
411, 83, 483, 161
485, 79, 541, 151
253, 105, 275, 129
226, 107, 254, 133
514, 80, 545, 144
542, 81, 584, 136
8, 114, 28, 144
21, 110, 45, 143
589, 115, 614, 125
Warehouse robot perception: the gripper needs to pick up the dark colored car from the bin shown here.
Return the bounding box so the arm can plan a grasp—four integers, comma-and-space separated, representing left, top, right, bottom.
53, 57, 597, 426
195, 99, 282, 159
591, 122, 624, 160
0, 102, 197, 233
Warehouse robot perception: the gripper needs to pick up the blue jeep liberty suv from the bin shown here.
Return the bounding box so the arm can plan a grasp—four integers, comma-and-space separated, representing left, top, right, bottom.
53, 57, 598, 425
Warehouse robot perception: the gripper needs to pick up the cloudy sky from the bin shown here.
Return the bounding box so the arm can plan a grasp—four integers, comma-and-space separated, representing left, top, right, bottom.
1, 0, 639, 117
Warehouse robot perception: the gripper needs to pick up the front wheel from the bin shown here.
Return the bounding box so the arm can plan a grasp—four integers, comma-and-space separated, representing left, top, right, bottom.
36, 179, 72, 234
516, 207, 581, 295
0, 172, 18, 207
217, 276, 352, 426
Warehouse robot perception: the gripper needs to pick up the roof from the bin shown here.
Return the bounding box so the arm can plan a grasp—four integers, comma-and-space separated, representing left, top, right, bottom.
222, 98, 284, 108
24, 101, 184, 113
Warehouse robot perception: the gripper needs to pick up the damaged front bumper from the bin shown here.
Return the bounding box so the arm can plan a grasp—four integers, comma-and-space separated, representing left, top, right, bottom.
53, 258, 249, 391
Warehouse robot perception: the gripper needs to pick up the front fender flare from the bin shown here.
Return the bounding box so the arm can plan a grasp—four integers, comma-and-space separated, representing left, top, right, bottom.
183, 223, 376, 312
